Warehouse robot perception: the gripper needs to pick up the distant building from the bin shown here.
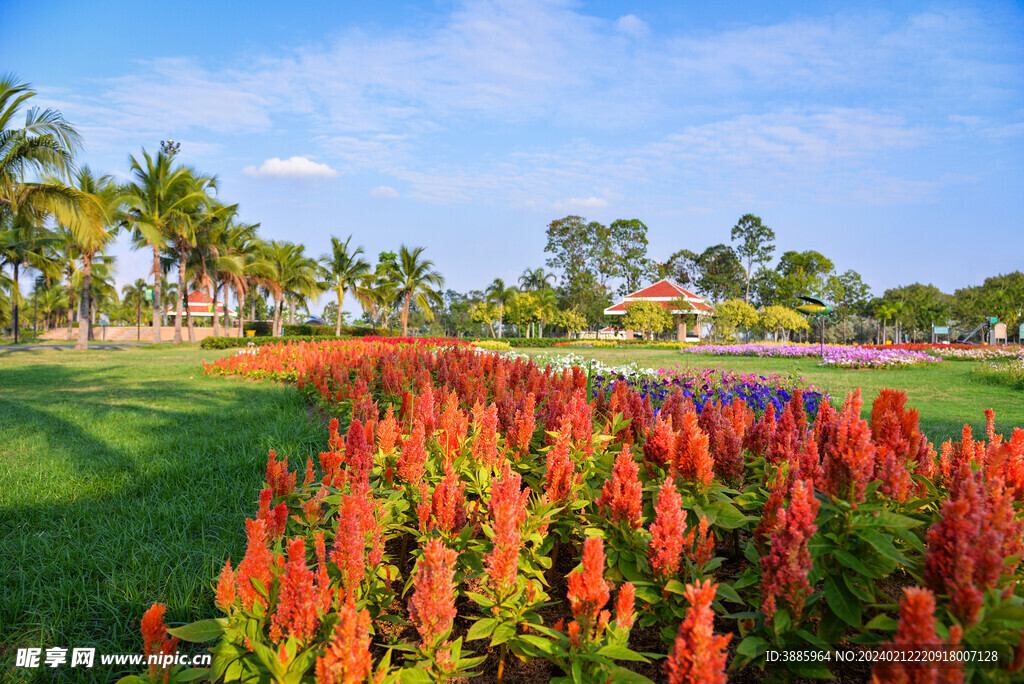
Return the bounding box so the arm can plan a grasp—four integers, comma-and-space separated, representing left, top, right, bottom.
163, 291, 236, 320
603, 279, 714, 340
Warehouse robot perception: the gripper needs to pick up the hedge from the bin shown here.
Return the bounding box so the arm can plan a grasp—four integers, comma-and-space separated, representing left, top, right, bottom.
282, 324, 400, 338
200, 335, 352, 350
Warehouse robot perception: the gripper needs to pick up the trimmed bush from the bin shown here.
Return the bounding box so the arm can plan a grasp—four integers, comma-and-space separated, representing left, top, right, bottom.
200, 335, 352, 350
243, 321, 272, 336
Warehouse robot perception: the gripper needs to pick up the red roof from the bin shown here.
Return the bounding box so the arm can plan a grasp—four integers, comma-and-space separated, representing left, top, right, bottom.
604, 279, 713, 315
163, 290, 235, 316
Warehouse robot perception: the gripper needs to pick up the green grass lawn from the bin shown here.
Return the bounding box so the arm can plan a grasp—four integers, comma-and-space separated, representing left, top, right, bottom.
0, 344, 1020, 682
0, 345, 323, 683
520, 347, 1024, 444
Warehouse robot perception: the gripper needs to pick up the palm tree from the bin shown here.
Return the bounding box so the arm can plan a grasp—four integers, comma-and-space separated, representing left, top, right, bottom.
52, 167, 123, 350
485, 278, 517, 338
0, 207, 59, 342
392, 245, 444, 336
534, 287, 558, 338
260, 240, 320, 336
164, 170, 217, 343
1, 76, 83, 342
320, 235, 371, 336
518, 267, 556, 292
123, 149, 208, 344
204, 216, 259, 337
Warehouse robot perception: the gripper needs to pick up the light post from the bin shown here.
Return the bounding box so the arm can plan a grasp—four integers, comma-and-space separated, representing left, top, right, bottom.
160, 139, 180, 157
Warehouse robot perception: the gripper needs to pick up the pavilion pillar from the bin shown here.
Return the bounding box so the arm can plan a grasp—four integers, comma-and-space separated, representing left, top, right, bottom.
676, 320, 687, 341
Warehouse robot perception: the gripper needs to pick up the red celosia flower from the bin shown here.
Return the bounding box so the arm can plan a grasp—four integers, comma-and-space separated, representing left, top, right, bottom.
398, 420, 428, 485
345, 419, 373, 486
648, 478, 693, 579
566, 389, 595, 457
664, 580, 730, 684
768, 401, 803, 467
236, 518, 275, 611
303, 456, 315, 487
471, 403, 500, 466
510, 393, 537, 457
408, 538, 459, 647
760, 479, 819, 622
745, 403, 776, 458
754, 467, 790, 555
701, 401, 745, 486
270, 537, 321, 643
567, 537, 611, 641
376, 404, 400, 456
331, 494, 366, 600
871, 586, 964, 684
141, 602, 179, 683
485, 464, 530, 593
924, 472, 1024, 626
439, 391, 468, 462
216, 559, 236, 612
302, 486, 329, 526
820, 390, 876, 504
545, 418, 577, 504
615, 581, 636, 630
597, 445, 643, 529
314, 532, 333, 614
316, 599, 373, 684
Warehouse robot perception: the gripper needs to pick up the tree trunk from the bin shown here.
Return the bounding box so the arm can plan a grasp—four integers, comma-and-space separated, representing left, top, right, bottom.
173, 252, 185, 344
250, 291, 256, 323
186, 295, 195, 343
151, 247, 163, 344
401, 295, 411, 336
336, 288, 344, 336
12, 262, 19, 343
75, 254, 93, 350
273, 296, 283, 336
66, 278, 75, 340
212, 282, 220, 338
236, 287, 246, 338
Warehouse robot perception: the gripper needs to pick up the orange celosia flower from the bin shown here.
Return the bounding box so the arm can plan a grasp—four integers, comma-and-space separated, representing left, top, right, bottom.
265, 449, 295, 497
597, 445, 643, 529
408, 538, 459, 647
615, 581, 636, 630
643, 414, 677, 472
316, 600, 373, 684
376, 404, 400, 455
544, 418, 577, 504
871, 586, 964, 684
567, 537, 611, 641
141, 602, 179, 683
235, 518, 275, 611
397, 420, 428, 485
672, 413, 713, 489
648, 478, 693, 579
215, 559, 236, 613
331, 494, 366, 600
485, 464, 530, 592
664, 580, 730, 684
270, 537, 321, 643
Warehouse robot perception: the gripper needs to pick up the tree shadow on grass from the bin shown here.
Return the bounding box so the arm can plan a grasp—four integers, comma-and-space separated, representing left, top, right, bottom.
0, 366, 324, 684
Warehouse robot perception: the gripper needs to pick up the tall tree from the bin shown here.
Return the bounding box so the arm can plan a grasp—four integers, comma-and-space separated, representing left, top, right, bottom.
123, 149, 207, 344
392, 245, 444, 337
55, 167, 123, 350
824, 270, 871, 343
485, 277, 517, 338
776, 250, 834, 303
730, 214, 775, 304
603, 219, 651, 295
320, 235, 371, 336
694, 244, 744, 304
0, 75, 82, 342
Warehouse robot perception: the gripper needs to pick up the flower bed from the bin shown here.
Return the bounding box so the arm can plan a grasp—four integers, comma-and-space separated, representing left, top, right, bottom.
974, 357, 1024, 390
126, 339, 1024, 682
681, 342, 942, 368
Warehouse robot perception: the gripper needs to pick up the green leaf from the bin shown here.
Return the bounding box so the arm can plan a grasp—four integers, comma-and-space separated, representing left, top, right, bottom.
832, 549, 877, 578
843, 572, 875, 604
173, 670, 211, 683
858, 528, 907, 565
705, 502, 752, 530
604, 665, 656, 683
168, 619, 225, 643
736, 635, 770, 659
492, 622, 516, 645
714, 582, 743, 604
664, 579, 687, 595
866, 510, 923, 529
824, 577, 861, 627
466, 617, 498, 641
865, 613, 898, 631
398, 668, 435, 683
596, 644, 650, 662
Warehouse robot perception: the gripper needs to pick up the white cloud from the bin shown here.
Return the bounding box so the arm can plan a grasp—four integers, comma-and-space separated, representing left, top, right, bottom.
615, 15, 648, 38
370, 185, 400, 198
554, 196, 608, 211
243, 156, 338, 178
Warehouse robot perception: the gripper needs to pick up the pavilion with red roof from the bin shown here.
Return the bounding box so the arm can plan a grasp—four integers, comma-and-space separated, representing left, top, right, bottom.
603, 279, 714, 340
163, 290, 236, 320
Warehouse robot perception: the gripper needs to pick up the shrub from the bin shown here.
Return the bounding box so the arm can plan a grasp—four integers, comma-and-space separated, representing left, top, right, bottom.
243, 321, 272, 336
471, 339, 512, 351
200, 335, 352, 350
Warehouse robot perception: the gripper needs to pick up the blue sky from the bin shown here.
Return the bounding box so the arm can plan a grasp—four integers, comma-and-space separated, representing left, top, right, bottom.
3, 0, 1023, 311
